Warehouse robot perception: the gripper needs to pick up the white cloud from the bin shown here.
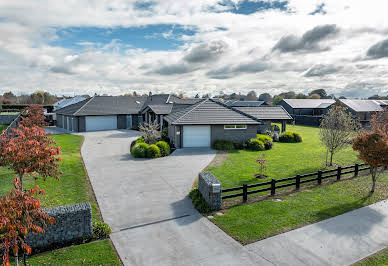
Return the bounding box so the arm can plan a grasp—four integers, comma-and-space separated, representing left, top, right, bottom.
0, 0, 388, 97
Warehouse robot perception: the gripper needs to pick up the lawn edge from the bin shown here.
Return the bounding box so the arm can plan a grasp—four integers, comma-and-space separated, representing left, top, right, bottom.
352, 246, 388, 265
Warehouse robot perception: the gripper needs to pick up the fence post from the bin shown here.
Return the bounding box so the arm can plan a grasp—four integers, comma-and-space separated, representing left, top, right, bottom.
337, 166, 342, 181
271, 179, 276, 196
318, 170, 322, 185
243, 184, 248, 202
354, 164, 359, 177
296, 175, 300, 190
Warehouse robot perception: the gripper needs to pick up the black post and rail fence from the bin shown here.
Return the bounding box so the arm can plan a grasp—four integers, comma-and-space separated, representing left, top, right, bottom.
222, 163, 370, 202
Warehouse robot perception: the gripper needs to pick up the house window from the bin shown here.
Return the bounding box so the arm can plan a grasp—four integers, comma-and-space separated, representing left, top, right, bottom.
224, 125, 247, 130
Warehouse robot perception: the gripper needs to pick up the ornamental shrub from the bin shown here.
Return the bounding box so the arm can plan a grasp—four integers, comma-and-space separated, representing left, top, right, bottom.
189, 189, 211, 213
257, 134, 273, 143
212, 140, 235, 150
279, 131, 302, 143
156, 141, 170, 156
264, 140, 273, 150
146, 144, 161, 158
248, 139, 265, 151
131, 142, 148, 158
93, 222, 112, 239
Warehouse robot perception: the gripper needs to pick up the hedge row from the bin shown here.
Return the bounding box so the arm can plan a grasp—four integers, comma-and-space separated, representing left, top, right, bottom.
131, 139, 171, 159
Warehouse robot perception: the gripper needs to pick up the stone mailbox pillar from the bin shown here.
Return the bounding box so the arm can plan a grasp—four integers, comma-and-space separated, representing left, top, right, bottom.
198, 172, 222, 211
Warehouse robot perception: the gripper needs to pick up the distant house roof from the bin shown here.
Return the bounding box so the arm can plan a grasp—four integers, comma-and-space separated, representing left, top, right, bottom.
55, 96, 147, 116
164, 98, 262, 125
167, 95, 202, 105
141, 94, 202, 112
225, 100, 267, 107
234, 106, 293, 120
372, 100, 388, 107
282, 99, 335, 109
340, 99, 384, 112
53, 96, 87, 111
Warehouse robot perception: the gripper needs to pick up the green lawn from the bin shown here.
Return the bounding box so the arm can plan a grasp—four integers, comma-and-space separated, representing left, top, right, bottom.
209, 125, 361, 189
0, 124, 7, 133
0, 134, 120, 265
11, 240, 121, 265
355, 248, 388, 266
209, 125, 388, 244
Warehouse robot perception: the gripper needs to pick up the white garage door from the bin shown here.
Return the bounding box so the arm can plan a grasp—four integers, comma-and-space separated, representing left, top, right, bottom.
183, 125, 211, 147
85, 116, 117, 131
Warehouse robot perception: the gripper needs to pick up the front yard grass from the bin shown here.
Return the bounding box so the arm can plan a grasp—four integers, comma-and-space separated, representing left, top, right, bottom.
354, 247, 388, 266
0, 124, 7, 133
0, 134, 120, 265
209, 124, 388, 244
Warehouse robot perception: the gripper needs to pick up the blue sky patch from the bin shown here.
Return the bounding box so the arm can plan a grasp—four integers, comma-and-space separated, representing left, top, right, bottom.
50, 24, 198, 51
217, 0, 289, 15
310, 3, 327, 15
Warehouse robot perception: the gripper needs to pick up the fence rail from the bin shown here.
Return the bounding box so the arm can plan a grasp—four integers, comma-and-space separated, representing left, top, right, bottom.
221, 163, 370, 201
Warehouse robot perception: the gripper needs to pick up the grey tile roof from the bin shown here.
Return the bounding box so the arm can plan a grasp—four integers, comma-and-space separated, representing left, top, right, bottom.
282, 99, 335, 109
164, 99, 262, 125
235, 106, 293, 120
167, 95, 203, 104
55, 96, 147, 116
147, 104, 173, 115
340, 99, 383, 112
226, 101, 266, 107
141, 94, 170, 111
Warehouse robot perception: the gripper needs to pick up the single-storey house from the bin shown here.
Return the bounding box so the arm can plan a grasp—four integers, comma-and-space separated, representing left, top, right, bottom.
278, 99, 336, 126
141, 94, 202, 129
233, 106, 293, 132
163, 98, 264, 148
55, 96, 147, 132
339, 99, 387, 125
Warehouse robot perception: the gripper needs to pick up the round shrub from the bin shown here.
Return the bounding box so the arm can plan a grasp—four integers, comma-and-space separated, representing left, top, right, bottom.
212, 140, 235, 150
93, 222, 112, 239
248, 139, 265, 151
279, 131, 302, 143
131, 142, 148, 158
146, 144, 161, 158
136, 136, 145, 143
264, 140, 273, 150
130, 140, 137, 152
257, 134, 273, 143
156, 141, 170, 156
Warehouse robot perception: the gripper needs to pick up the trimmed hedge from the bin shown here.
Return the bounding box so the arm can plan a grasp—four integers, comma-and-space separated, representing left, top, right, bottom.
212, 140, 235, 150
146, 144, 161, 158
264, 140, 273, 150
248, 139, 265, 151
279, 131, 303, 143
92, 222, 112, 239
156, 141, 170, 156
131, 142, 148, 158
257, 134, 273, 143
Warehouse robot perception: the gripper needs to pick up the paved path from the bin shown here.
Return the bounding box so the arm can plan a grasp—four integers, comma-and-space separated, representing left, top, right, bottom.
80, 130, 269, 266
80, 130, 388, 266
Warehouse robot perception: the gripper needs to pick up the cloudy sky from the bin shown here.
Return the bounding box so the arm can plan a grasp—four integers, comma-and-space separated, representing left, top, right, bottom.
1, 0, 388, 98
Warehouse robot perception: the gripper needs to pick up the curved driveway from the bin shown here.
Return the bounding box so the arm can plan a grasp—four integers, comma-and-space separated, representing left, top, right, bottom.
80, 130, 268, 266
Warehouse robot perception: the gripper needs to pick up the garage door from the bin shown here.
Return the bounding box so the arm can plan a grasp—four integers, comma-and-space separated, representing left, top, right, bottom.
85, 116, 117, 131
183, 125, 211, 147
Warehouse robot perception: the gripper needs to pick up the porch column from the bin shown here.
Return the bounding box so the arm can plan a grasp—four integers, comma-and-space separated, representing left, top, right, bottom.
160, 115, 163, 130
281, 121, 286, 132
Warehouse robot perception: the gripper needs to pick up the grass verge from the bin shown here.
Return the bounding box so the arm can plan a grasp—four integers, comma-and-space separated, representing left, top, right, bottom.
354, 247, 388, 266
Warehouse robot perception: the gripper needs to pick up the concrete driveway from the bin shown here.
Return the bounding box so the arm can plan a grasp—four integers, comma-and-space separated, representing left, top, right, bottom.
80, 130, 269, 266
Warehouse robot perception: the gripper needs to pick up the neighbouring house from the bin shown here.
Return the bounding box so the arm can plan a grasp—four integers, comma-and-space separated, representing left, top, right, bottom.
278, 99, 336, 126
55, 96, 147, 132
163, 98, 263, 148
339, 99, 388, 126
53, 96, 88, 111
232, 106, 293, 132
141, 94, 201, 129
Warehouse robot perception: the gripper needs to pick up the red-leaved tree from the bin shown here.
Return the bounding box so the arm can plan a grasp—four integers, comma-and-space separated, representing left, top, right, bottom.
0, 126, 61, 191
19, 105, 48, 128
353, 108, 388, 192
0, 178, 55, 266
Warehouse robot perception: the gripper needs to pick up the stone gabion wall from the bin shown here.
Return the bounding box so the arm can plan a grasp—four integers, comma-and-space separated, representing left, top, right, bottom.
0, 114, 18, 125
26, 202, 93, 248
198, 172, 222, 211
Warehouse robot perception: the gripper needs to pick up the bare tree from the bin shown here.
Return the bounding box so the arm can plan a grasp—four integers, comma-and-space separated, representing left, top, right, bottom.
139, 121, 160, 144
320, 105, 359, 166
